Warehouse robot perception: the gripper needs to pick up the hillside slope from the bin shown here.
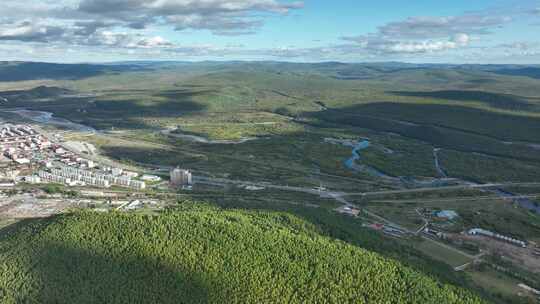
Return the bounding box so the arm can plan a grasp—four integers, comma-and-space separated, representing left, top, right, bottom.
0, 206, 484, 304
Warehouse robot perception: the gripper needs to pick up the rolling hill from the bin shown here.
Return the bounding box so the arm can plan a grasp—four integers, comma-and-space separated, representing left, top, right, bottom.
0, 205, 484, 304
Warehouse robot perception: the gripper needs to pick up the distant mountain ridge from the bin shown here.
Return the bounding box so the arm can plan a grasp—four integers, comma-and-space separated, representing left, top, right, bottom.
0, 62, 148, 82
1, 61, 540, 82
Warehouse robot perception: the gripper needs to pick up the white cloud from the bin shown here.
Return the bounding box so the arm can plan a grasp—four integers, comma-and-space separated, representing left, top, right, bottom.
377, 15, 511, 39
388, 41, 458, 53
340, 13, 489, 56
80, 31, 174, 49
135, 36, 173, 48
341, 34, 471, 55
0, 0, 304, 44
0, 1, 536, 63
452, 33, 470, 45
0, 21, 65, 42
76, 0, 303, 34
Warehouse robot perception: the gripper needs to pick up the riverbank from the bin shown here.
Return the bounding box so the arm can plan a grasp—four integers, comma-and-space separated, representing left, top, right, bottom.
161, 127, 259, 144
0, 108, 96, 133
324, 138, 398, 181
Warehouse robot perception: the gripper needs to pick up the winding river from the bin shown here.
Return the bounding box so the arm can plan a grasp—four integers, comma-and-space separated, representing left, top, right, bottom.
1, 109, 96, 132
337, 138, 540, 214
161, 127, 258, 145
343, 140, 397, 180
433, 148, 448, 178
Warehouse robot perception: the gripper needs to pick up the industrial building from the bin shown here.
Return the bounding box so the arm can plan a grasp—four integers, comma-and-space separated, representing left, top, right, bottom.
468, 228, 527, 248
435, 210, 459, 220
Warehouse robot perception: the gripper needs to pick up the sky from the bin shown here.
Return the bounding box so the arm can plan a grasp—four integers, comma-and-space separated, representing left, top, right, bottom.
1, 0, 540, 63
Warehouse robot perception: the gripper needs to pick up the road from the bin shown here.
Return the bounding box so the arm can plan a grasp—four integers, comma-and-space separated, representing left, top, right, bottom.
193, 176, 421, 235
344, 182, 540, 197
195, 175, 540, 203
414, 209, 429, 235
194, 176, 347, 198
369, 193, 540, 204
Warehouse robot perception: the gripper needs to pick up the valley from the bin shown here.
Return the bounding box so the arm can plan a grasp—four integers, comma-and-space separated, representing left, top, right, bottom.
0, 61, 540, 303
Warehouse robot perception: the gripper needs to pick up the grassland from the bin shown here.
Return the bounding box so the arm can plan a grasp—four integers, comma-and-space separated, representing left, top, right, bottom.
0, 218, 18, 230
467, 268, 533, 304
413, 239, 472, 268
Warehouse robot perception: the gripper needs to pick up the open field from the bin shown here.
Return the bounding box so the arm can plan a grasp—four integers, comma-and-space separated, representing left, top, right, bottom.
413, 238, 472, 268
467, 268, 533, 304
0, 218, 18, 230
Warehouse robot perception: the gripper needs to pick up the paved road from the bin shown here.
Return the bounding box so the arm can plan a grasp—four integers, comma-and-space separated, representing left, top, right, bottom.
344, 182, 540, 197
194, 176, 347, 198
196, 175, 540, 203
369, 193, 540, 204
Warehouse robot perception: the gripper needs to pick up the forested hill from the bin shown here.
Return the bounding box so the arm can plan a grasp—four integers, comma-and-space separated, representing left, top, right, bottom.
0, 205, 484, 303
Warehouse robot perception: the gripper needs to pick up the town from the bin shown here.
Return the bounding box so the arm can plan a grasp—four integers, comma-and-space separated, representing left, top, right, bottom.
0, 123, 193, 191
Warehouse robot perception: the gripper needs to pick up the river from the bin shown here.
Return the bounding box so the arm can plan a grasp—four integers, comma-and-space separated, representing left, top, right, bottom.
342, 139, 397, 180
161, 127, 258, 144
433, 148, 448, 178
0, 109, 96, 132
492, 189, 540, 214
339, 138, 540, 214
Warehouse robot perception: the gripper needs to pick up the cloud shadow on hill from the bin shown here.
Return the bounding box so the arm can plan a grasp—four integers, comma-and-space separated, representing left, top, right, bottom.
0, 62, 153, 82
0, 218, 214, 304
0, 86, 212, 131
388, 90, 534, 111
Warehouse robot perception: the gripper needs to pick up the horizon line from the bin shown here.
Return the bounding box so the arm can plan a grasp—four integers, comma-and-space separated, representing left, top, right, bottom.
2, 60, 540, 66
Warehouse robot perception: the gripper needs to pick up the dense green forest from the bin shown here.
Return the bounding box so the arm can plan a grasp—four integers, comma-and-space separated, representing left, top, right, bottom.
0, 205, 485, 304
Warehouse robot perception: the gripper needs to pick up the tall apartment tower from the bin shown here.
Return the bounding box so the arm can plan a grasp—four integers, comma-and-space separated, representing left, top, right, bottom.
170, 167, 192, 186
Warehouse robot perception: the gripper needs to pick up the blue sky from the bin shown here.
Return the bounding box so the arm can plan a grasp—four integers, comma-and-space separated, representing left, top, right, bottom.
0, 0, 539, 63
